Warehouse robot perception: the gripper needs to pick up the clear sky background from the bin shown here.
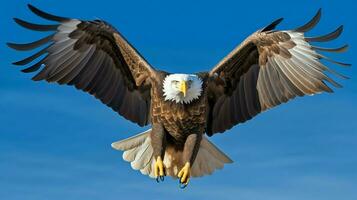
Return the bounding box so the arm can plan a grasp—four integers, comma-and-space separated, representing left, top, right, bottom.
1, 0, 356, 199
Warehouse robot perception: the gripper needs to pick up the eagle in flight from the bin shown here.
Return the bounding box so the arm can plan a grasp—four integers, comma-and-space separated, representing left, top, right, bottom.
8, 4, 350, 188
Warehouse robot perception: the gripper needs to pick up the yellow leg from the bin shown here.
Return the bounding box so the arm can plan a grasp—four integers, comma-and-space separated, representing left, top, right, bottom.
178, 162, 191, 187
154, 156, 165, 181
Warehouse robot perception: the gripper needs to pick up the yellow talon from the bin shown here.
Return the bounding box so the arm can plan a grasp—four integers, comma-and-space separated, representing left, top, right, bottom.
154, 156, 165, 178
178, 162, 191, 185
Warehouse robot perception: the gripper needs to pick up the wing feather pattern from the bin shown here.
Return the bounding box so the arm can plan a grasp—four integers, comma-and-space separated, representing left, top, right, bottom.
8, 4, 157, 126
206, 9, 350, 135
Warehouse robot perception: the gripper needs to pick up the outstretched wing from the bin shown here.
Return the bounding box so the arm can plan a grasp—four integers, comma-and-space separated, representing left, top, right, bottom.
205, 9, 350, 135
8, 4, 158, 126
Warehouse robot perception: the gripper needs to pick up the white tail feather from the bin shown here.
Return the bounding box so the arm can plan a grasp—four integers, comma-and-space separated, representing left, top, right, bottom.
111, 129, 233, 179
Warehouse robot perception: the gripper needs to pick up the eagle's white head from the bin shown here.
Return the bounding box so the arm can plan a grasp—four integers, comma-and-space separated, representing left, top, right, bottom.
163, 74, 203, 104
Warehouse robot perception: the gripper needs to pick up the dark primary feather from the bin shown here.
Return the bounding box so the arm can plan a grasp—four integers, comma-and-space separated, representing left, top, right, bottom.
311, 44, 349, 53
294, 8, 322, 32
205, 9, 350, 136
261, 18, 284, 32
8, 4, 157, 127
305, 25, 344, 42
6, 34, 54, 51
27, 4, 70, 22
12, 46, 49, 65
13, 18, 58, 31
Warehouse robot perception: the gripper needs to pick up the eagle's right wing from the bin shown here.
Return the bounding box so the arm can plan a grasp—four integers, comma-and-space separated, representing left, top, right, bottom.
8, 4, 157, 126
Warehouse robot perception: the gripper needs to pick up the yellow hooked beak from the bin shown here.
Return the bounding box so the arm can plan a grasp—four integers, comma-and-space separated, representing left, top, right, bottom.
179, 81, 187, 97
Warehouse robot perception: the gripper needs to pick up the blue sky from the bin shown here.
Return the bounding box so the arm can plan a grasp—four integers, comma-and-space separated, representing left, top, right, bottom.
1, 0, 356, 199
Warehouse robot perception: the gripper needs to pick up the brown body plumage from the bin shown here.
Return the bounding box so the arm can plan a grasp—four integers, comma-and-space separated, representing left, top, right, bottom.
151, 73, 208, 144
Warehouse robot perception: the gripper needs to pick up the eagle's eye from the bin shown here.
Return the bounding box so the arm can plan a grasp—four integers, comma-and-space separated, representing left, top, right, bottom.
187, 80, 193, 88
171, 80, 180, 88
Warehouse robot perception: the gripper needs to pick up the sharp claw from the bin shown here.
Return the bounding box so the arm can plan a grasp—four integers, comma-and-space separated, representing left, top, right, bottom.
179, 179, 188, 189
177, 162, 190, 188
156, 176, 165, 183
154, 156, 165, 183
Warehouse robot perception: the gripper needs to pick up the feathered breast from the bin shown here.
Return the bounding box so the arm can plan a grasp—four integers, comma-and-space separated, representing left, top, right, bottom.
151, 83, 207, 143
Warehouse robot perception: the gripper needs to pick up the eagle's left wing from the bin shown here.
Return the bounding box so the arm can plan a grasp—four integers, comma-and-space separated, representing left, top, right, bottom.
8, 4, 158, 127
205, 9, 350, 136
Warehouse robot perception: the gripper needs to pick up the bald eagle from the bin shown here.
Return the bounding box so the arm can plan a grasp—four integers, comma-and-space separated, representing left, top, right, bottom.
8, 5, 350, 188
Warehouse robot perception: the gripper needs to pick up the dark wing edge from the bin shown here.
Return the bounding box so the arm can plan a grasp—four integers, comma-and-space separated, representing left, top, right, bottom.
8, 4, 157, 126
205, 9, 350, 136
